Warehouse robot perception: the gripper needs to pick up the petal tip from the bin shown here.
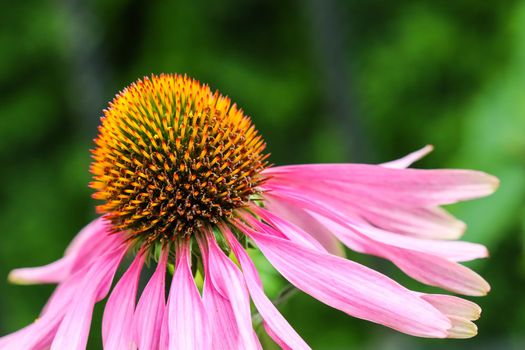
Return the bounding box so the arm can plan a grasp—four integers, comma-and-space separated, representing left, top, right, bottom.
424, 144, 434, 153
474, 281, 491, 296
487, 174, 500, 191
447, 318, 478, 339
482, 246, 490, 259
7, 270, 29, 285
472, 306, 482, 321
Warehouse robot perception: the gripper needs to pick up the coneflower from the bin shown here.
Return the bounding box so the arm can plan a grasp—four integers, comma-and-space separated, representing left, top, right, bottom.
1, 74, 498, 350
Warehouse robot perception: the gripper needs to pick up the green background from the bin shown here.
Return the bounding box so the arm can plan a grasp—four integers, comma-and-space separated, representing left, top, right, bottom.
1, 0, 524, 349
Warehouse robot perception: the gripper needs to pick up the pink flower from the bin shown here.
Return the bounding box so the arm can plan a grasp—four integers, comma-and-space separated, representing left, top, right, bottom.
1, 75, 498, 350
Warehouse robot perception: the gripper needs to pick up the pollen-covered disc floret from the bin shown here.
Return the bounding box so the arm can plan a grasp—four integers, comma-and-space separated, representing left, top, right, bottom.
90, 74, 268, 242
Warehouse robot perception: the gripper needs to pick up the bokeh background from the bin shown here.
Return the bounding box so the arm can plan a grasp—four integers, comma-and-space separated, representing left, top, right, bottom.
1, 0, 524, 349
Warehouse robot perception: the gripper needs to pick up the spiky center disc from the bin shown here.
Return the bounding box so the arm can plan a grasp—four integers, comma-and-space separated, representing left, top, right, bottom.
90, 74, 268, 243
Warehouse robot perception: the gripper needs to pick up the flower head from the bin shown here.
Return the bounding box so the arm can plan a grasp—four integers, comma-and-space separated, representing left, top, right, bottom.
90, 74, 268, 241
1, 74, 498, 350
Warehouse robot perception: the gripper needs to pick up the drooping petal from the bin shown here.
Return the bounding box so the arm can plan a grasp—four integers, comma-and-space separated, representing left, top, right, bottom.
8, 257, 78, 286
198, 236, 242, 349
102, 253, 145, 350
263, 164, 499, 206
0, 272, 86, 350
263, 196, 345, 256
0, 309, 63, 350
133, 247, 168, 350
7, 256, 77, 284
380, 145, 434, 169
222, 224, 311, 350
168, 239, 211, 350
266, 180, 468, 240
203, 280, 242, 349
250, 206, 327, 252
50, 245, 127, 350
8, 217, 119, 285
159, 301, 169, 350
269, 188, 486, 261
63, 216, 120, 258
265, 189, 490, 295
204, 230, 260, 350
309, 209, 487, 262
283, 182, 468, 240
303, 210, 490, 295
237, 221, 452, 338
342, 203, 467, 240
382, 248, 489, 296
0, 235, 128, 350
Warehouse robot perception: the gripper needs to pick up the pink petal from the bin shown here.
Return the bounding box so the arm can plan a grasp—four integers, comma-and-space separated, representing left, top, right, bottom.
301, 183, 468, 240
237, 221, 452, 338
310, 210, 486, 262
133, 248, 168, 350
253, 331, 263, 350
418, 294, 481, 339
159, 301, 169, 350
203, 281, 242, 349
204, 231, 260, 349
266, 179, 467, 240
168, 240, 211, 350
199, 238, 242, 349
418, 294, 481, 321
380, 145, 434, 169
0, 311, 62, 350
264, 196, 345, 256
102, 253, 145, 350
385, 248, 489, 296
269, 188, 483, 261
343, 203, 467, 240
249, 206, 326, 252
50, 245, 127, 350
8, 217, 119, 285
0, 236, 129, 349
264, 189, 490, 295
0, 273, 86, 349
64, 217, 109, 255
303, 210, 490, 296
8, 257, 77, 286
446, 317, 478, 339
263, 164, 499, 206
222, 224, 311, 350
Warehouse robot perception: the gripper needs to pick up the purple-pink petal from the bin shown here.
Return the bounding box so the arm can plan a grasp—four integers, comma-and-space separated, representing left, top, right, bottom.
265, 179, 469, 240
250, 205, 327, 252
264, 197, 345, 256
238, 221, 452, 338
102, 252, 145, 350
222, 224, 311, 350
205, 231, 260, 350
380, 145, 434, 169
198, 236, 243, 349
263, 164, 499, 206
133, 247, 168, 350
168, 240, 211, 350
264, 188, 490, 296
8, 217, 119, 285
418, 293, 482, 338
304, 211, 490, 295
50, 245, 127, 350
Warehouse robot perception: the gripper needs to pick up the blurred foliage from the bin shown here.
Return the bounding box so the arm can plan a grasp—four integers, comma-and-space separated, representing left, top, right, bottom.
1, 0, 524, 349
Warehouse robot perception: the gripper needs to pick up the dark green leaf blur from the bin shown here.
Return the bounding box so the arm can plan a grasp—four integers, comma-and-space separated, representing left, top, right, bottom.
0, 0, 524, 349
